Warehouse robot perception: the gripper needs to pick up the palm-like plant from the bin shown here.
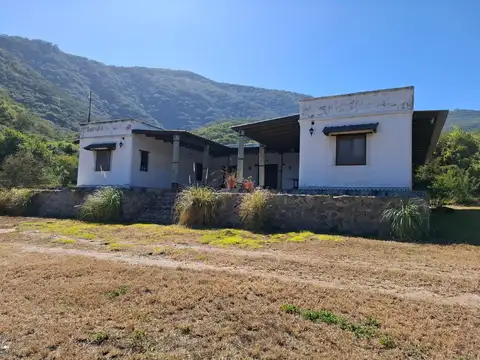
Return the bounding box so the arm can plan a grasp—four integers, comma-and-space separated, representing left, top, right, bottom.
381, 198, 430, 241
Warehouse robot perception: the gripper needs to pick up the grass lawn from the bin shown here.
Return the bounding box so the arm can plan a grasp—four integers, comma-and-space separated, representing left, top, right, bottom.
0, 216, 479, 359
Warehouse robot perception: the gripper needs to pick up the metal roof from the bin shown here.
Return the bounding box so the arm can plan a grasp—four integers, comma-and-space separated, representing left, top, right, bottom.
322, 123, 379, 136
412, 110, 449, 166
231, 114, 301, 153
84, 142, 117, 151
230, 110, 448, 165
132, 129, 233, 157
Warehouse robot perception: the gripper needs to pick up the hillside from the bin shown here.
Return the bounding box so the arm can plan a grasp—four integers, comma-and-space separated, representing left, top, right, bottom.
0, 89, 68, 139
0, 35, 306, 130
1, 35, 479, 134
444, 109, 480, 131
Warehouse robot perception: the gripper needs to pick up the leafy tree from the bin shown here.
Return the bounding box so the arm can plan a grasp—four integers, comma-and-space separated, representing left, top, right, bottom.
0, 149, 49, 187
415, 126, 480, 204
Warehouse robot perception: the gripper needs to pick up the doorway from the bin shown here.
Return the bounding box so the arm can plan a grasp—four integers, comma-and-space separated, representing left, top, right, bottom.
195, 163, 203, 183
264, 164, 278, 189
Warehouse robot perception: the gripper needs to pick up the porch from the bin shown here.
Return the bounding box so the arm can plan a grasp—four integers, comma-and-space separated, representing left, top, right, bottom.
131, 125, 300, 191
131, 129, 299, 191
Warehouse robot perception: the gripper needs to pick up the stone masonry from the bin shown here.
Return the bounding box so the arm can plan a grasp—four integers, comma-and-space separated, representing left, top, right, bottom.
19, 189, 424, 237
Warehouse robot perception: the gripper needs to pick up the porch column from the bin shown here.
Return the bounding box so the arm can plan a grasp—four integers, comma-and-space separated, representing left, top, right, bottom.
278, 152, 284, 190
258, 144, 265, 188
202, 144, 210, 185
236, 130, 245, 185
172, 134, 180, 188
227, 154, 231, 170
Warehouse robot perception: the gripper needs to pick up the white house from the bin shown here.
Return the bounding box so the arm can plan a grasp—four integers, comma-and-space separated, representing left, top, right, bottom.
76, 86, 447, 192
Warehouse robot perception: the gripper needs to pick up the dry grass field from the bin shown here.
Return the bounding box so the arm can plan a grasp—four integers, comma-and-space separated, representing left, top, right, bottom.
1, 215, 479, 359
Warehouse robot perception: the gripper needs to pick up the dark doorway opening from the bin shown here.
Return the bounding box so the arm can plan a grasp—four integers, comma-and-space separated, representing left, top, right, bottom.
265, 164, 278, 189
195, 163, 203, 183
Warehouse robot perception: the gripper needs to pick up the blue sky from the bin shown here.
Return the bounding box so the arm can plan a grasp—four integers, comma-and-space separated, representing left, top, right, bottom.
1, 0, 479, 110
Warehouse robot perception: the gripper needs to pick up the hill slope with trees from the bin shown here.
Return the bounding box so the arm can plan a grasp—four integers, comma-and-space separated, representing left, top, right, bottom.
0, 35, 479, 132
0, 35, 306, 130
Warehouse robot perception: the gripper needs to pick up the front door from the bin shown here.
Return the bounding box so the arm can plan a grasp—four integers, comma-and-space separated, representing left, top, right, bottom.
264, 164, 278, 189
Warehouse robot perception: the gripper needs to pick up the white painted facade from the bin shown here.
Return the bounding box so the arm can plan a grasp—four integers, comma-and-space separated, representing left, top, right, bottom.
77, 119, 298, 190
298, 87, 414, 189
77, 87, 419, 191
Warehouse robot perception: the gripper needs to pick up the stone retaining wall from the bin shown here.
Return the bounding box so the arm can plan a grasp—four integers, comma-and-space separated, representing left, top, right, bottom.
25, 188, 159, 222
215, 193, 408, 236
12, 188, 425, 237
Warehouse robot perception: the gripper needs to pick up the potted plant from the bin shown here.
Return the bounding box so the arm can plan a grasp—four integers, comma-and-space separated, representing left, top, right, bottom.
242, 177, 255, 192
225, 172, 237, 190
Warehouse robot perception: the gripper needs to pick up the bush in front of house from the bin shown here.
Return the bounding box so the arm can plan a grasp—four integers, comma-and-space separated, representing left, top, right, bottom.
430, 167, 479, 206
380, 198, 430, 241
0, 188, 36, 215
174, 186, 218, 227
79, 187, 122, 222
239, 188, 272, 231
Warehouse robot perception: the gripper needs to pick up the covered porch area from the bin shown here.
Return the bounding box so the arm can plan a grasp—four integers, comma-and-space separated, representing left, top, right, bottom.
231, 114, 300, 190
131, 129, 234, 189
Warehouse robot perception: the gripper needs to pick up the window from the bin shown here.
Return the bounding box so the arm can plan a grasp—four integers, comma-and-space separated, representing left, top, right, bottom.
95, 150, 111, 171
336, 134, 366, 166
140, 150, 149, 172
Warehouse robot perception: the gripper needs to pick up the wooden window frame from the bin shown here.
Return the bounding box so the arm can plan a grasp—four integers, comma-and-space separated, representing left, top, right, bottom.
140, 150, 149, 172
95, 150, 111, 172
335, 134, 367, 166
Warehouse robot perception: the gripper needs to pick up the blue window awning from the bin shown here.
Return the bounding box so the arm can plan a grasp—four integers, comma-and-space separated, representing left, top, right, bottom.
323, 123, 379, 136
84, 142, 116, 151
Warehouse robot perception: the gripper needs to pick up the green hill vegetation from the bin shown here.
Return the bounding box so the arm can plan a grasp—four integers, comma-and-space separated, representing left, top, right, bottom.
0, 34, 479, 197
193, 119, 251, 145
0, 35, 306, 130
0, 91, 77, 187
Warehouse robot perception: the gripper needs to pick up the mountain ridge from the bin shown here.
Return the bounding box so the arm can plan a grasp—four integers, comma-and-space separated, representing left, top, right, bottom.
0, 35, 308, 130
0, 34, 479, 133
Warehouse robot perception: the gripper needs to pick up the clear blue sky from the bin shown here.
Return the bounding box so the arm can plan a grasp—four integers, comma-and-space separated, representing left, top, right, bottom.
1, 0, 479, 110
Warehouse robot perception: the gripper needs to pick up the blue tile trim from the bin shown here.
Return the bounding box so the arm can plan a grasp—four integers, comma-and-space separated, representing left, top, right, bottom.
290, 186, 427, 198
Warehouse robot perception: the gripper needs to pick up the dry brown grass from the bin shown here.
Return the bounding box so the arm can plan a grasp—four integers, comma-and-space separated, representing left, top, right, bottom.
0, 216, 480, 359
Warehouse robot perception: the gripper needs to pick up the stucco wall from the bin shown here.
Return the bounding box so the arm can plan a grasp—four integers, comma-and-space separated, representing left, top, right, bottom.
299, 87, 414, 190
131, 135, 172, 188
77, 120, 162, 187
77, 135, 133, 187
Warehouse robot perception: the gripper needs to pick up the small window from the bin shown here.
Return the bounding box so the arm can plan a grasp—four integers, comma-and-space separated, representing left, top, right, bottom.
336, 134, 366, 166
95, 150, 111, 171
140, 150, 149, 172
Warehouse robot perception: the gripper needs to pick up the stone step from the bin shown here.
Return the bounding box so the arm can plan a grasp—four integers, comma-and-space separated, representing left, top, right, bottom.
136, 193, 176, 224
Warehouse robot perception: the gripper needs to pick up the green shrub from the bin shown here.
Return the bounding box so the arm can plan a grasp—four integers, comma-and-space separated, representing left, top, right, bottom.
79, 187, 122, 222
0, 188, 35, 215
430, 167, 478, 204
174, 186, 218, 227
381, 198, 430, 241
238, 189, 272, 231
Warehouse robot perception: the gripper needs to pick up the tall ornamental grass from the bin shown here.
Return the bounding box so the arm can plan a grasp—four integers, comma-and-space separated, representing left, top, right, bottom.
0, 188, 35, 215
381, 198, 430, 241
79, 187, 122, 222
174, 186, 218, 227
239, 189, 272, 231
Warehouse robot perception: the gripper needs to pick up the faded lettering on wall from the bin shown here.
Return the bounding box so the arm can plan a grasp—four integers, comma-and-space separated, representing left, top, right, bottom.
300, 87, 414, 120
